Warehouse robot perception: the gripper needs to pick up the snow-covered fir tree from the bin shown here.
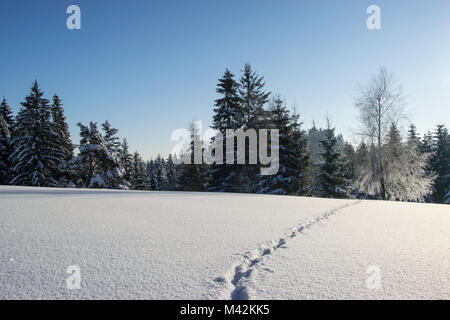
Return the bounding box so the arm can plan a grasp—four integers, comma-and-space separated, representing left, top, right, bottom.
130, 151, 146, 190
0, 115, 12, 184
100, 121, 123, 188
50, 94, 74, 186
145, 160, 156, 190
152, 155, 168, 191
315, 119, 349, 198
430, 124, 449, 203
257, 95, 310, 195
10, 81, 64, 186
0, 97, 15, 130
71, 122, 122, 188
119, 138, 133, 188
236, 64, 271, 192
166, 154, 179, 191
208, 69, 242, 192
0, 97, 14, 184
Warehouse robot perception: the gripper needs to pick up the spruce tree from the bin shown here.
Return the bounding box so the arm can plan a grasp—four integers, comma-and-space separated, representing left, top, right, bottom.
10, 81, 63, 186
119, 138, 133, 188
0, 98, 15, 130
102, 120, 121, 154
51, 94, 74, 185
71, 122, 121, 188
166, 154, 179, 191
0, 115, 12, 184
257, 95, 310, 195
208, 69, 242, 192
315, 118, 349, 198
407, 124, 421, 147
131, 151, 146, 190
236, 64, 271, 192
100, 120, 123, 188
145, 160, 156, 190
430, 125, 449, 203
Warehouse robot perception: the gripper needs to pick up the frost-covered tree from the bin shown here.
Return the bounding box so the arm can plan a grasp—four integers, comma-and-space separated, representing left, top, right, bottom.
10, 81, 63, 186
355, 68, 405, 199
430, 124, 449, 203
355, 123, 435, 201
315, 119, 349, 198
257, 95, 310, 195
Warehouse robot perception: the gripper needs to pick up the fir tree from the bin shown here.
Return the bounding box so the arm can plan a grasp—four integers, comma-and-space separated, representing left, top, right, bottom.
0, 115, 12, 184
420, 131, 433, 154
71, 122, 121, 188
257, 95, 310, 195
100, 120, 123, 188
131, 151, 146, 190
0, 97, 15, 129
407, 124, 421, 147
10, 81, 63, 186
315, 118, 349, 198
119, 138, 133, 188
102, 120, 121, 154
166, 154, 179, 191
430, 124, 449, 203
236, 64, 271, 192
208, 69, 242, 192
145, 160, 156, 190
50, 94, 74, 185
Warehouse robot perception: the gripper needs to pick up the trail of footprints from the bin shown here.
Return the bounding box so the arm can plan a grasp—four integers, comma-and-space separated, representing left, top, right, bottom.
214, 201, 362, 300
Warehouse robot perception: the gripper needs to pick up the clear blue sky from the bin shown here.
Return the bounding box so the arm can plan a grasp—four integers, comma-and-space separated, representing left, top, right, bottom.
1, 0, 449, 159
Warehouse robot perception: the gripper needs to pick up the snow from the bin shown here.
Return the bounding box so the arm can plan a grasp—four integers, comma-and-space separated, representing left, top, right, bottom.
0, 186, 448, 300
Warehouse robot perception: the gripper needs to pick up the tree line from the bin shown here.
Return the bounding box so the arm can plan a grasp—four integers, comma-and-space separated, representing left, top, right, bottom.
0, 65, 448, 204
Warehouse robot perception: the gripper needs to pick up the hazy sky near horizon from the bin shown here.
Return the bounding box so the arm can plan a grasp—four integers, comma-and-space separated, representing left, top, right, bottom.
1, 0, 449, 159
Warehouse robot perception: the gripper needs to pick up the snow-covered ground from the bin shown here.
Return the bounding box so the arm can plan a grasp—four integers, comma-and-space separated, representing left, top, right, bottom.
0, 186, 448, 299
